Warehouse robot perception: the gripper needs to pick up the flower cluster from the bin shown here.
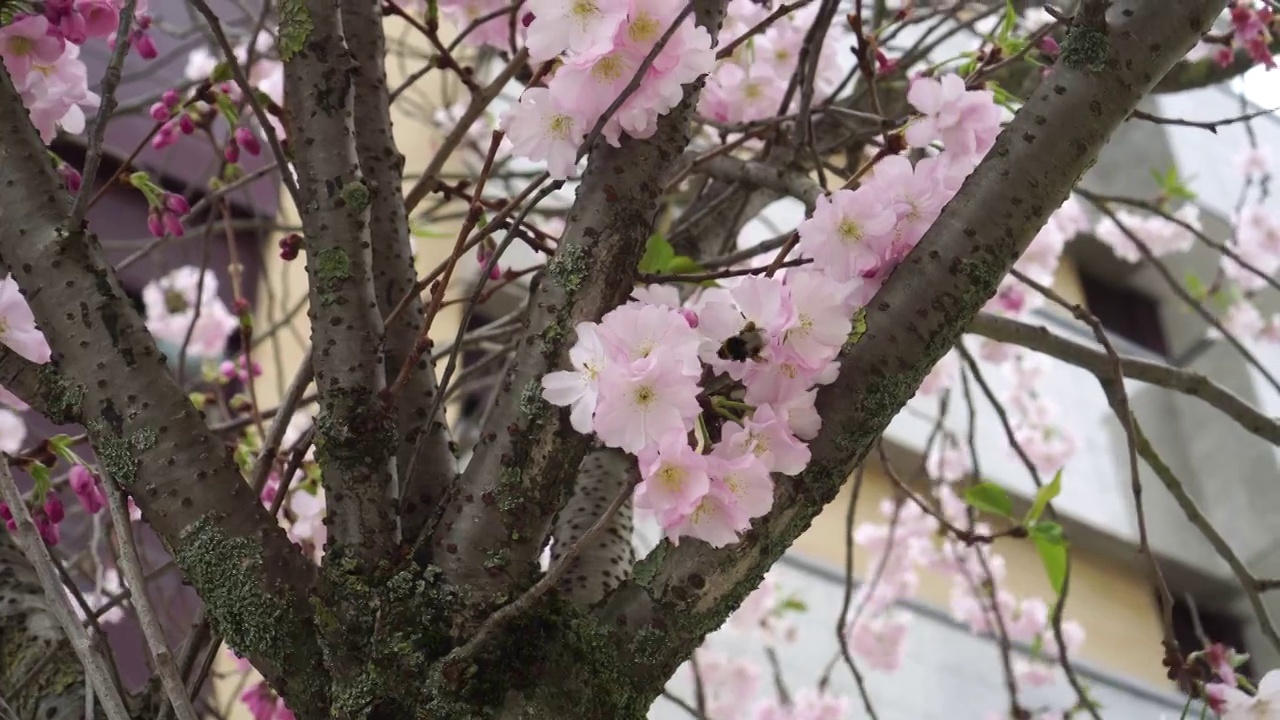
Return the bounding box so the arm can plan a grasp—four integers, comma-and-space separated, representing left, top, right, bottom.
498, 0, 715, 178
847, 491, 1086, 707
0, 0, 157, 141
1094, 204, 1201, 264
698, 0, 846, 125
542, 73, 1004, 547
1218, 0, 1276, 69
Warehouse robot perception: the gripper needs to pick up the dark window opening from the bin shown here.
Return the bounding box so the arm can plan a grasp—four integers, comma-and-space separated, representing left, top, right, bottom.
1164, 592, 1254, 693
1078, 272, 1169, 356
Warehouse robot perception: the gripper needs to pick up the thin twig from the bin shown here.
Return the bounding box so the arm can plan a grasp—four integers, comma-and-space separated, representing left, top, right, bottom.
70, 0, 138, 227
103, 468, 200, 720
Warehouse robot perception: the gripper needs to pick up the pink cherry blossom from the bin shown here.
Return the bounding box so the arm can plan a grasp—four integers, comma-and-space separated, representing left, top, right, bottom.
542, 322, 609, 433
662, 485, 741, 547
636, 432, 710, 517
847, 611, 911, 672
1206, 669, 1280, 719
905, 73, 1003, 159
599, 302, 703, 377
796, 186, 897, 283
0, 276, 51, 364
719, 405, 810, 476
0, 16, 66, 80
1094, 204, 1200, 263
141, 266, 239, 359
499, 88, 584, 179
707, 448, 774, 526
593, 355, 701, 453
524, 0, 628, 61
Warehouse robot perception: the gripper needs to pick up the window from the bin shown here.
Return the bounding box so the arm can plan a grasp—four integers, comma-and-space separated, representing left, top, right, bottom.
1078, 271, 1169, 356
1165, 593, 1254, 694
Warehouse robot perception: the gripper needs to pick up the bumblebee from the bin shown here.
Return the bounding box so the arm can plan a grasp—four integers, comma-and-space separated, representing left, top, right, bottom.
717, 322, 768, 362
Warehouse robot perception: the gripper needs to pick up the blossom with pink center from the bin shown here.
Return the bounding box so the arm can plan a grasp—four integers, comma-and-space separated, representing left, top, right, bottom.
593, 355, 701, 453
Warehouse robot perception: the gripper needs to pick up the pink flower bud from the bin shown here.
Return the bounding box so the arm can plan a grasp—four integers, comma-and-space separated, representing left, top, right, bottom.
224, 139, 241, 164
69, 465, 105, 515
43, 492, 65, 524
146, 210, 165, 238
149, 102, 171, 122
219, 360, 238, 381
1039, 36, 1060, 56
151, 123, 178, 150
58, 164, 82, 193
278, 233, 303, 261
161, 211, 185, 238
35, 514, 59, 546
680, 308, 699, 328
163, 192, 190, 215
234, 127, 262, 156
134, 31, 157, 60
178, 113, 196, 135
162, 89, 181, 108
59, 11, 87, 44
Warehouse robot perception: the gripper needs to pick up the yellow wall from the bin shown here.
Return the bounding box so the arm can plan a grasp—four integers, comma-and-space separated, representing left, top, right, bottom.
792, 458, 1170, 688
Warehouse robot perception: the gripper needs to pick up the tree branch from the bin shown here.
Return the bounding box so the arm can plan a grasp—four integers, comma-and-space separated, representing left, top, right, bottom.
281, 0, 399, 569
341, 0, 457, 542
0, 65, 328, 715
550, 449, 638, 608
966, 312, 1280, 448
597, 0, 1229, 695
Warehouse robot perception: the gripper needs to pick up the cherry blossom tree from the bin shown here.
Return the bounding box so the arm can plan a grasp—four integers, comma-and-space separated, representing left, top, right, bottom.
0, 0, 1278, 718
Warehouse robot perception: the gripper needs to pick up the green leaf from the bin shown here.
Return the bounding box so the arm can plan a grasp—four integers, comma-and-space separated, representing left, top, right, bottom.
638, 234, 676, 274
214, 92, 241, 127
29, 462, 51, 496
778, 596, 808, 614
963, 481, 1014, 518
1185, 272, 1207, 301
1025, 469, 1062, 524
1032, 521, 1068, 595
997, 0, 1017, 43
665, 256, 705, 275
210, 61, 235, 84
